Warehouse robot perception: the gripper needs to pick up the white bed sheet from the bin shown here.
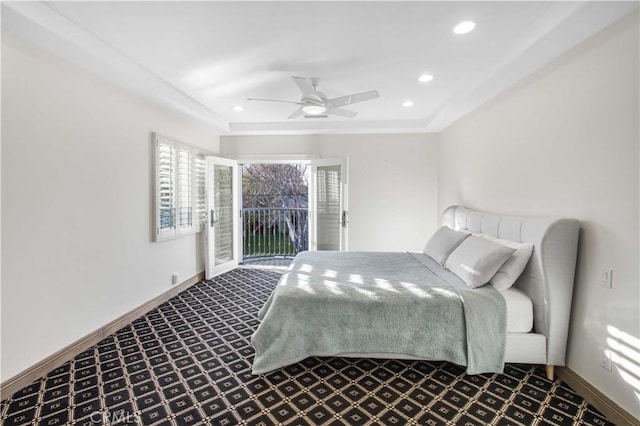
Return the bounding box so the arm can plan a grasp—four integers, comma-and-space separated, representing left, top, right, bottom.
502, 287, 534, 333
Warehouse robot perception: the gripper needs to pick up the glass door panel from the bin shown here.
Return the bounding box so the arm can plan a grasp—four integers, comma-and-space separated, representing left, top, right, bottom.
206, 156, 238, 278
214, 164, 234, 265
311, 158, 348, 251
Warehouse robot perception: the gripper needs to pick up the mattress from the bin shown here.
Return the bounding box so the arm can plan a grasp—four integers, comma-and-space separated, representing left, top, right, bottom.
502, 287, 533, 333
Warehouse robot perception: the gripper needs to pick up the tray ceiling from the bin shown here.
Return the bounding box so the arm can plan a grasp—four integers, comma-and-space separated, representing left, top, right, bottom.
3, 1, 637, 134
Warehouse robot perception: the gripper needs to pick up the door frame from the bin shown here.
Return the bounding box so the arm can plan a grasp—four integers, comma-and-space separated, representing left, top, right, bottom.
222, 154, 349, 258
205, 156, 239, 279
309, 157, 349, 251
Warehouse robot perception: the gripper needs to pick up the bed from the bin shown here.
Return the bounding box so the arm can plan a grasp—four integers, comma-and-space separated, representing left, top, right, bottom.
251, 206, 580, 380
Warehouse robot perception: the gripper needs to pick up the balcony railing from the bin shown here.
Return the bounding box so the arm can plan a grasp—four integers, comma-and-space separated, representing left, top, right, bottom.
242, 208, 309, 260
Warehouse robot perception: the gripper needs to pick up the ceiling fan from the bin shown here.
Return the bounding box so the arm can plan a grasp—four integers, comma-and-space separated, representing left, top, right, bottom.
247, 76, 380, 119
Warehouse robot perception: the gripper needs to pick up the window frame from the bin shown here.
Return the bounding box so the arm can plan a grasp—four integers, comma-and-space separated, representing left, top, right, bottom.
153, 133, 208, 242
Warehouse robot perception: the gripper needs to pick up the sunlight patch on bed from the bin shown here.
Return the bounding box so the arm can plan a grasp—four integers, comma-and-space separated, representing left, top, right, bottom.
355, 287, 378, 300
279, 274, 289, 287
431, 287, 457, 298
323, 269, 338, 278
323, 280, 345, 295
300, 264, 313, 273
461, 264, 481, 276
348, 274, 364, 284
374, 278, 399, 293
400, 282, 432, 298
296, 279, 315, 294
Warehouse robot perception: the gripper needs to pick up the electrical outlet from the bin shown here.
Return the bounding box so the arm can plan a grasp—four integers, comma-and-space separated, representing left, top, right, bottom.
172, 273, 179, 285
600, 267, 613, 288
599, 347, 612, 372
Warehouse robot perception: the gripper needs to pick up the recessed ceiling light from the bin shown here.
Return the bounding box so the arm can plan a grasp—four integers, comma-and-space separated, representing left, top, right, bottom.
418, 74, 434, 83
402, 100, 414, 108
453, 21, 476, 35
233, 105, 244, 112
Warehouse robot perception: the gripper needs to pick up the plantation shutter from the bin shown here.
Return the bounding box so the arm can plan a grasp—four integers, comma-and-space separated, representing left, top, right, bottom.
157, 141, 176, 239
154, 134, 208, 241
214, 164, 234, 264
316, 165, 341, 250
311, 157, 348, 251
195, 154, 207, 229
177, 146, 193, 233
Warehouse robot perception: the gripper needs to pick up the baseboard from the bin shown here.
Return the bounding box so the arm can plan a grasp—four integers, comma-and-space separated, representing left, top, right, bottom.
0, 271, 206, 400
556, 366, 640, 426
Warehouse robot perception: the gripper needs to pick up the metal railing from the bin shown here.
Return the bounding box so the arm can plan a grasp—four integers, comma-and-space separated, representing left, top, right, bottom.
242, 208, 308, 260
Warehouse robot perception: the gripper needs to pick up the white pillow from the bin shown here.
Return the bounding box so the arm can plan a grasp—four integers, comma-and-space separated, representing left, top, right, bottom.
445, 236, 515, 288
423, 226, 470, 265
481, 235, 534, 291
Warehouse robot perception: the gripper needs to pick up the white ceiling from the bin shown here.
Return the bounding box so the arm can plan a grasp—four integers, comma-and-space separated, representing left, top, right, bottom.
3, 1, 637, 135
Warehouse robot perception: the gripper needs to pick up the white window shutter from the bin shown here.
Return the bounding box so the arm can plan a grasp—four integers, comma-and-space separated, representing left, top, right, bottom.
176, 146, 193, 234
194, 154, 207, 230
154, 134, 210, 241
156, 139, 176, 240
315, 164, 343, 250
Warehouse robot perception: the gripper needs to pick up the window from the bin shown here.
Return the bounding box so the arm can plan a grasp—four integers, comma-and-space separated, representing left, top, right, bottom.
154, 134, 207, 241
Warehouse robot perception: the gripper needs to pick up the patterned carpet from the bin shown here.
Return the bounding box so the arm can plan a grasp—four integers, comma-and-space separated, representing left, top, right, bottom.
1, 269, 614, 425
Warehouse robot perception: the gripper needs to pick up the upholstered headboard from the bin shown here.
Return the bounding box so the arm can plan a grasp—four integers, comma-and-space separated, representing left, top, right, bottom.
442, 206, 580, 366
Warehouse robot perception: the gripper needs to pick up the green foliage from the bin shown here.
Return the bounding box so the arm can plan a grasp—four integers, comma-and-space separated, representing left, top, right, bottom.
243, 233, 297, 257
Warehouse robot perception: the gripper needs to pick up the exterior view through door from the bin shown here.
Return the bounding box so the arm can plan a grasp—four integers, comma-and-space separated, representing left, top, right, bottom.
206, 157, 348, 273
241, 163, 309, 265
240, 158, 348, 265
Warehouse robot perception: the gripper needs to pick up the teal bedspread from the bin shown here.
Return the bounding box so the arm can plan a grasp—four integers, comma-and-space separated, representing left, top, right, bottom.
251, 251, 506, 375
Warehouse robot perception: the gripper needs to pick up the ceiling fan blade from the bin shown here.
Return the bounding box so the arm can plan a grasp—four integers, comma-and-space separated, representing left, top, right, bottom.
247, 97, 303, 105
327, 108, 358, 118
325, 90, 380, 110
292, 76, 317, 97
288, 107, 305, 119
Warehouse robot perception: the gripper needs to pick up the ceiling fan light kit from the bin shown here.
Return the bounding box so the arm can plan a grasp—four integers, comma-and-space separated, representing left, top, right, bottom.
248, 76, 380, 119
302, 105, 327, 115
453, 20, 476, 35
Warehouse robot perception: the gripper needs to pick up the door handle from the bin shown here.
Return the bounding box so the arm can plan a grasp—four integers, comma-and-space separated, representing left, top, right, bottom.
341, 210, 347, 228
210, 209, 215, 227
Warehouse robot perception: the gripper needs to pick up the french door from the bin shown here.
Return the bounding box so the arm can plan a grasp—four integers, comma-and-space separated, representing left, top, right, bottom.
310, 158, 349, 251
205, 156, 239, 279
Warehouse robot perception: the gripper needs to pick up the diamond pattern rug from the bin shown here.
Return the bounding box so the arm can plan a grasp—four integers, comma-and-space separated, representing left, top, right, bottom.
1, 268, 614, 425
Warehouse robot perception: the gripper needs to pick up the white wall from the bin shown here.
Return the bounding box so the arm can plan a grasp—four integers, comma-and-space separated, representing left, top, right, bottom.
439, 11, 639, 417
221, 134, 439, 252
1, 34, 220, 381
